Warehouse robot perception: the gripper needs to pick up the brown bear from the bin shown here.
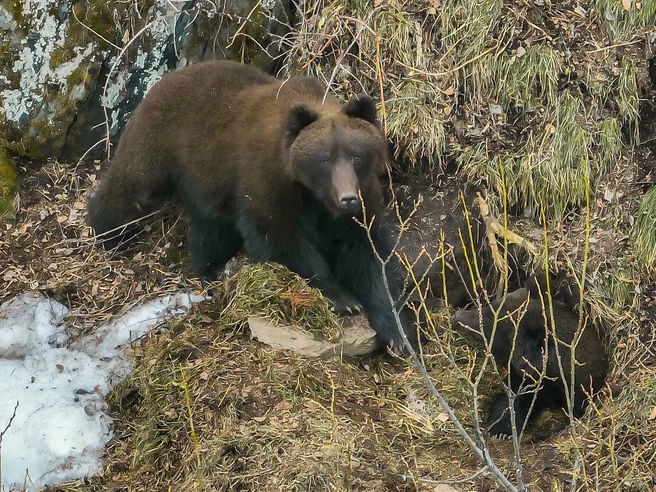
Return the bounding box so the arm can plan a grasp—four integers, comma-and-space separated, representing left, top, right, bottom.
452, 285, 608, 438
87, 60, 412, 351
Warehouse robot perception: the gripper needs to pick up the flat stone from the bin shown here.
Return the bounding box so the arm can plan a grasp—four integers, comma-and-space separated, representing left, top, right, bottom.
248, 315, 380, 358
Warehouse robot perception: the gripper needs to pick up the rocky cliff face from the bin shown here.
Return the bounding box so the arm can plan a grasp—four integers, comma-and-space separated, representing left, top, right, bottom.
0, 0, 293, 215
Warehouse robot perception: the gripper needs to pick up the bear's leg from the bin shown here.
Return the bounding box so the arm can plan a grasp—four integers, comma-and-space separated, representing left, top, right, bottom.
570, 386, 589, 420
236, 214, 362, 313
486, 391, 513, 438
190, 217, 243, 282
333, 224, 412, 351
87, 156, 172, 250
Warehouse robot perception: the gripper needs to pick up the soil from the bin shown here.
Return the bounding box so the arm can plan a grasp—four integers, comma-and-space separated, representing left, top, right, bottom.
1, 43, 655, 492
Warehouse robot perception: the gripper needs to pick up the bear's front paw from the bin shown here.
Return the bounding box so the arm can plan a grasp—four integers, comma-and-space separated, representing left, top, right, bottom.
327, 291, 363, 315
486, 416, 513, 440
385, 335, 408, 354
377, 318, 414, 355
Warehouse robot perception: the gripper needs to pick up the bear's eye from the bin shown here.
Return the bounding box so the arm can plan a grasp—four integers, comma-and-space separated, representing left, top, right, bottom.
353, 156, 361, 163
322, 159, 330, 166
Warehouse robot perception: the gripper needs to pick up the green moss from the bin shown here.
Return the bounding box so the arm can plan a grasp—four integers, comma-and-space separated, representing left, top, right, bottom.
68, 0, 155, 48
1, 100, 74, 161
49, 46, 76, 70
0, 147, 18, 220
46, 46, 92, 88
188, 1, 287, 72
6, 0, 22, 18
0, 43, 20, 87
0, 43, 9, 67
6, 0, 24, 26
4, 0, 33, 37
69, 2, 118, 46
633, 187, 656, 274
66, 65, 91, 86
26, 97, 77, 158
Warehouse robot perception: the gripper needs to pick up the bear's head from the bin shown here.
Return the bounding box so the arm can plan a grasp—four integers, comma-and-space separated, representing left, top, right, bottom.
286, 94, 388, 218
452, 288, 545, 367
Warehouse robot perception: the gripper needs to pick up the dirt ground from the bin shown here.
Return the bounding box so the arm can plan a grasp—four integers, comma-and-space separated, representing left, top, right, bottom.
0, 137, 654, 491
2, 3, 656, 488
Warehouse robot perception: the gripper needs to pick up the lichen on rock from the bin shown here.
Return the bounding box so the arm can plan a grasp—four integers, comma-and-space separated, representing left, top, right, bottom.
0, 146, 18, 219
0, 0, 294, 162
0, 0, 100, 159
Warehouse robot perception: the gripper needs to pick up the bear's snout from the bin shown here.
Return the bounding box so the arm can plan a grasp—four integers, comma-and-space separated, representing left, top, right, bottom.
339, 193, 359, 209
332, 162, 360, 212
452, 309, 480, 334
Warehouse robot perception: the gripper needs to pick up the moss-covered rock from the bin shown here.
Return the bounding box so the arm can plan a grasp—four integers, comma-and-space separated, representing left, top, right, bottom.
0, 0, 292, 162
0, 146, 17, 219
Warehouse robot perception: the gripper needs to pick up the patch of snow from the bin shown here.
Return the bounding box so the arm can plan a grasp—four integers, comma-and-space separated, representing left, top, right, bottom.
0, 291, 205, 491
0, 294, 68, 359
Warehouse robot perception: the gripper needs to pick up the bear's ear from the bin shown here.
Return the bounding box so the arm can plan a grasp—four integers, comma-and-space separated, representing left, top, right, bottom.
287, 104, 320, 144
342, 94, 379, 125
504, 287, 530, 308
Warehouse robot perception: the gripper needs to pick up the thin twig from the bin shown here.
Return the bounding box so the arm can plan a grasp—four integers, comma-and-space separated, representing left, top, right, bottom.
72, 5, 121, 50
359, 208, 520, 491
0, 401, 20, 488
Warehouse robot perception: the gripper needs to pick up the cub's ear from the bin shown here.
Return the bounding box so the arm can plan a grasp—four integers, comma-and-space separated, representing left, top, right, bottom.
503, 287, 530, 308
342, 94, 379, 125
287, 104, 319, 145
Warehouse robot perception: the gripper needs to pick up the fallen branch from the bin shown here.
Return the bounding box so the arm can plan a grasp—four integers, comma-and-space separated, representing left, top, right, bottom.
476, 192, 538, 299
0, 401, 20, 488
476, 193, 538, 257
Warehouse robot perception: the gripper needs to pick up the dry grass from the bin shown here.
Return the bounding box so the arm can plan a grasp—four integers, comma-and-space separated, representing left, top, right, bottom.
94, 306, 476, 491
0, 150, 653, 492
632, 186, 656, 273
288, 0, 644, 221
559, 361, 656, 491
220, 261, 343, 341
0, 159, 198, 333
2, 1, 656, 491
592, 0, 656, 43
48, 295, 593, 492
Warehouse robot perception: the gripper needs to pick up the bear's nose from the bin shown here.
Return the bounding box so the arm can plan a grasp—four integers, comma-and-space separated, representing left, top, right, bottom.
340, 193, 359, 208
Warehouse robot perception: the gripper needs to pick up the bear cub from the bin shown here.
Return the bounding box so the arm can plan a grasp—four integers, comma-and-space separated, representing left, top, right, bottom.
452, 284, 608, 438
87, 60, 412, 350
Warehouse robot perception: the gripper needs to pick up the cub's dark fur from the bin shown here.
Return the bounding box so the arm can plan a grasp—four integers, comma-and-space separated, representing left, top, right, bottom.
87, 60, 412, 350
453, 286, 607, 438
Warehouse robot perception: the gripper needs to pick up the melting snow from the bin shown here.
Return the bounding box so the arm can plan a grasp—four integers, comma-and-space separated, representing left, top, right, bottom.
0, 292, 204, 491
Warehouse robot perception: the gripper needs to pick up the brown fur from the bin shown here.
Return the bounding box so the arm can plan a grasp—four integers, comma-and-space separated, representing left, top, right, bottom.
88, 60, 413, 350
453, 287, 608, 437
90, 61, 386, 239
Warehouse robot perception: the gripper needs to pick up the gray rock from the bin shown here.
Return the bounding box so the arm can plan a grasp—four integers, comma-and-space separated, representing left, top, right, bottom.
248, 316, 381, 358
0, 0, 293, 161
